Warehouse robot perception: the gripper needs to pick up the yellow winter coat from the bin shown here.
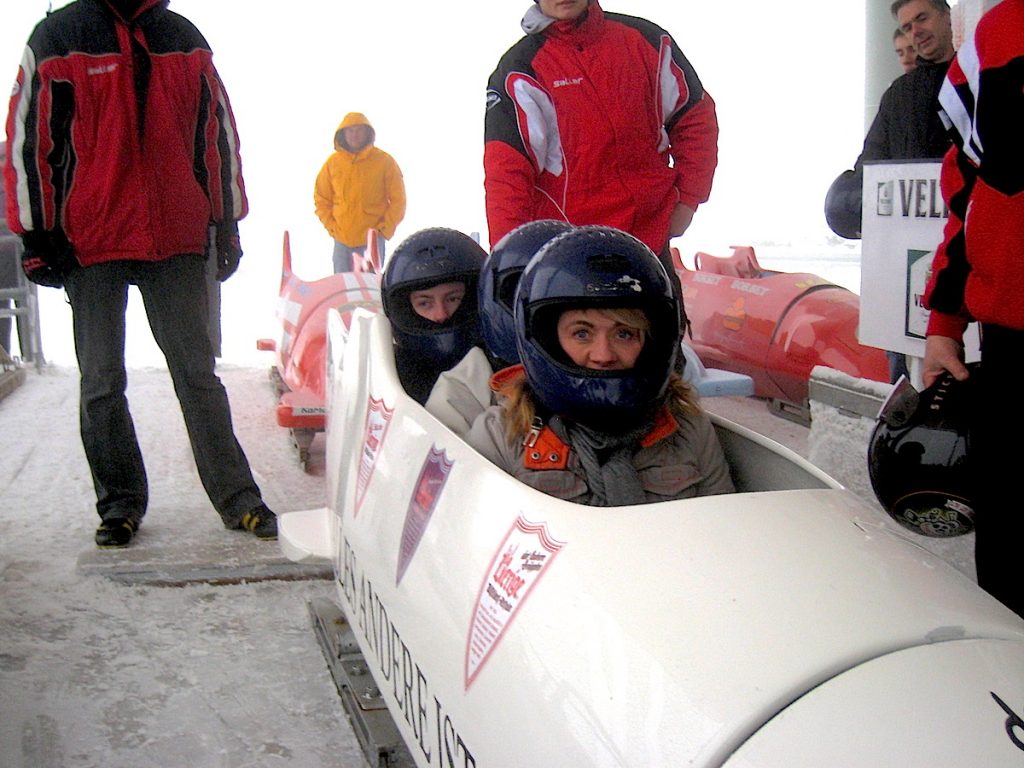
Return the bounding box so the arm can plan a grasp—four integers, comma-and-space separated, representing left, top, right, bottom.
313, 113, 407, 247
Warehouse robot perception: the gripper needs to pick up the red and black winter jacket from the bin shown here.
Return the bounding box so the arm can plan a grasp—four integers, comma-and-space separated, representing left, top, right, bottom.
3, 0, 247, 267
923, 0, 1024, 339
483, 1, 718, 253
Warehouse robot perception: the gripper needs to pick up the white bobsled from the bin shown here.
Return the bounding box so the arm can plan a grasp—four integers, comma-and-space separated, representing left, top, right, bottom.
281, 307, 1024, 767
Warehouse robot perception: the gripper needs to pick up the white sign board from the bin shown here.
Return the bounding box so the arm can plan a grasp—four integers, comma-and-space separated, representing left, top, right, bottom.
859, 160, 980, 361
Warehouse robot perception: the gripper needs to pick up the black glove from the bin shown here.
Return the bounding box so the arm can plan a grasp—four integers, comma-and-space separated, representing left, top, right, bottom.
214, 221, 243, 282
21, 229, 77, 289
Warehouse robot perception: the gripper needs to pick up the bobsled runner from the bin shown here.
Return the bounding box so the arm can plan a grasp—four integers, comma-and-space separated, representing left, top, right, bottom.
675, 245, 889, 423
257, 230, 382, 468
279, 305, 1024, 768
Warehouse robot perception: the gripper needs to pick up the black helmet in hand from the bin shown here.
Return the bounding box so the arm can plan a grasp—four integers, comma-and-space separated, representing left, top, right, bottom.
867, 369, 975, 537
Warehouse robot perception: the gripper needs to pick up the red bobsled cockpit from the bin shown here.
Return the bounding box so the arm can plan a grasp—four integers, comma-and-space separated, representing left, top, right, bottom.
676, 245, 889, 421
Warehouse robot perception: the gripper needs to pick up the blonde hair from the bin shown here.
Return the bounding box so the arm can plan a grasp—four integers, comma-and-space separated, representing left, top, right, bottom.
595, 307, 649, 336
495, 371, 701, 445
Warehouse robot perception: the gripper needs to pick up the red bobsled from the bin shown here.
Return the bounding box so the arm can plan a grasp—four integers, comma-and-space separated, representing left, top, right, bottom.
675, 245, 889, 421
257, 230, 382, 467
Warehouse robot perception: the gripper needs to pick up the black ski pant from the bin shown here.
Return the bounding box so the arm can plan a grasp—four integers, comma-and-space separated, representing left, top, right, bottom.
64, 254, 263, 527
973, 323, 1024, 619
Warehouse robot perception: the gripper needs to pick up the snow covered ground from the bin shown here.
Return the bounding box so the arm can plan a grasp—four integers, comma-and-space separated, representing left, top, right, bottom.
0, 364, 370, 768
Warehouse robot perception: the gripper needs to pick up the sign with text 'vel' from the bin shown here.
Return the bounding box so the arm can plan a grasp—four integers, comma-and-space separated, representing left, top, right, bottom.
860, 160, 980, 360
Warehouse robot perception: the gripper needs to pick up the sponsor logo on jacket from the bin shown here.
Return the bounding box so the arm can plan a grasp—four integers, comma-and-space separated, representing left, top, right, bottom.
87, 63, 118, 76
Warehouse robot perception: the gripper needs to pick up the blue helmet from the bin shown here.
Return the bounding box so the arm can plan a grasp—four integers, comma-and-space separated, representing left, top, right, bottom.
382, 227, 486, 369
479, 220, 573, 369
515, 225, 679, 429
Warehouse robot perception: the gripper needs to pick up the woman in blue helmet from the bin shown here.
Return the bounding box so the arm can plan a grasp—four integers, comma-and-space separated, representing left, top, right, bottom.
425, 219, 573, 434
381, 227, 486, 404
466, 225, 734, 505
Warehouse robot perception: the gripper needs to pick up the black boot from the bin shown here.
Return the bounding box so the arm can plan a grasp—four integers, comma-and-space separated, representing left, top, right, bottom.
238, 504, 278, 540
95, 517, 139, 548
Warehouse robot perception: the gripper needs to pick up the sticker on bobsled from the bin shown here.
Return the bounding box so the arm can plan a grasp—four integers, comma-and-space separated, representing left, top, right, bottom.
396, 446, 453, 585
282, 297, 303, 327
465, 516, 565, 688
355, 397, 394, 516
723, 297, 746, 331
337, 270, 381, 294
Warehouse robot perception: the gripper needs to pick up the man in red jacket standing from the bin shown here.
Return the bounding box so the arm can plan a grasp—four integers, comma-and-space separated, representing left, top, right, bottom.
483, 0, 718, 298
3, 0, 277, 547
922, 0, 1024, 619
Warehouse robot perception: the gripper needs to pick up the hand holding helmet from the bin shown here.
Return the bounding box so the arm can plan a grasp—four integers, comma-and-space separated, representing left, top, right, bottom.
867, 368, 976, 537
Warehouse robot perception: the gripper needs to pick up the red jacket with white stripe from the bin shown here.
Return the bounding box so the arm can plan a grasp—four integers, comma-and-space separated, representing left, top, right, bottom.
3, 0, 247, 267
483, 2, 718, 253
923, 0, 1024, 339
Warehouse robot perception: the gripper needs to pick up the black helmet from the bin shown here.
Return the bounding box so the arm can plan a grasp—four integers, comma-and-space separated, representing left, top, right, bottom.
867, 370, 975, 537
479, 220, 573, 370
381, 227, 485, 369
515, 225, 679, 431
824, 168, 863, 240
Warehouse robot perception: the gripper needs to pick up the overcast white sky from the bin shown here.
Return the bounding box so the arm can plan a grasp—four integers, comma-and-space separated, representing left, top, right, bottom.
3, 1, 869, 365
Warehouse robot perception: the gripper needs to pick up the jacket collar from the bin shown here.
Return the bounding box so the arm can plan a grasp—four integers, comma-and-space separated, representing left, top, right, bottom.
98, 0, 166, 24
523, 1, 604, 44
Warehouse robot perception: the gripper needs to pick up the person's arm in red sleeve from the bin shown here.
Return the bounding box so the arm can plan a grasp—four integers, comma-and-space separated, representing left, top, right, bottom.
667, 92, 719, 217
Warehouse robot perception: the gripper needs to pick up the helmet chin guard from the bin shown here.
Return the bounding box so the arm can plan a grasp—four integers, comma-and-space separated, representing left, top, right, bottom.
867, 370, 975, 537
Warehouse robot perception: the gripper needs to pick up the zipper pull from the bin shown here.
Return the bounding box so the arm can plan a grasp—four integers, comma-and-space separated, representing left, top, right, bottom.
523, 416, 544, 448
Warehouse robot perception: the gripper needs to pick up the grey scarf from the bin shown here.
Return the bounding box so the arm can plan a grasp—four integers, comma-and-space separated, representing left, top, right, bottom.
560, 418, 650, 507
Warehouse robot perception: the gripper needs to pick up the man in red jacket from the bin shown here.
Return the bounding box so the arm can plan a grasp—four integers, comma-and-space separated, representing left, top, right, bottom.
483, 0, 718, 286
3, 0, 277, 547
922, 0, 1024, 619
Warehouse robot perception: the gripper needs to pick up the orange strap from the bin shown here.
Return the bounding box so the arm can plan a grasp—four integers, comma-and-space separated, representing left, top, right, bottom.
522, 406, 677, 470
523, 426, 569, 470
640, 406, 677, 448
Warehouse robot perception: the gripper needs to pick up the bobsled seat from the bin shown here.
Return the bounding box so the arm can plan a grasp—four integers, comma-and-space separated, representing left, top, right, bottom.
693, 246, 763, 279
712, 420, 832, 493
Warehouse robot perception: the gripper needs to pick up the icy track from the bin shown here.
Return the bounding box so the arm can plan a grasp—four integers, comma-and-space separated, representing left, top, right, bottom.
0, 365, 367, 767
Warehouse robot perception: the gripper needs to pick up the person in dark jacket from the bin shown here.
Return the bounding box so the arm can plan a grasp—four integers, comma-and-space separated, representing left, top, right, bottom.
826, 0, 955, 383
3, 0, 277, 547
922, 0, 1024, 619
893, 28, 917, 75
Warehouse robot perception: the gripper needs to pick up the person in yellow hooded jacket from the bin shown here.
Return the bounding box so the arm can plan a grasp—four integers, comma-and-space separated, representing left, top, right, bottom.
313, 112, 407, 273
